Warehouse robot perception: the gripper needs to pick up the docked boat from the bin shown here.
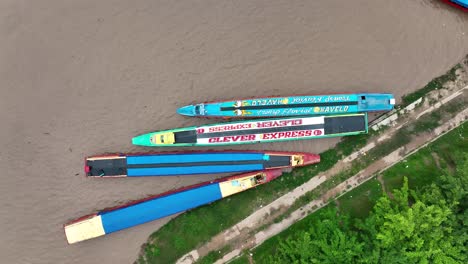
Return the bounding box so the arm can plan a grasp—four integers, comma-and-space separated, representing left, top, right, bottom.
441, 0, 468, 11
85, 151, 320, 177
132, 113, 368, 147
177, 93, 395, 118
64, 169, 286, 244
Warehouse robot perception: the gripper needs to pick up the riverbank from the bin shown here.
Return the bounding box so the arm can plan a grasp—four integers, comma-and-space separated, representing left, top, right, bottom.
138, 56, 467, 263
204, 94, 468, 263
2, 2, 468, 264
251, 118, 467, 263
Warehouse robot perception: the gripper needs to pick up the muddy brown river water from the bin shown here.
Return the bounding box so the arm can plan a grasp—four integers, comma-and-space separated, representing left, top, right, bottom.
1, 1, 467, 263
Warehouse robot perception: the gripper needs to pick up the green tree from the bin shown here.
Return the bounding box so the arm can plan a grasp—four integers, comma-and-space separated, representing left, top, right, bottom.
268, 165, 467, 264
269, 208, 364, 264
363, 177, 465, 264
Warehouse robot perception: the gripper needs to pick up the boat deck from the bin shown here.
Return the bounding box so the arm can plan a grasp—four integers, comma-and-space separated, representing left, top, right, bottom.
176, 93, 395, 117
86, 152, 293, 177
220, 100, 358, 111
174, 130, 197, 143
324, 115, 366, 134
99, 183, 222, 234
65, 170, 281, 244
170, 114, 367, 144
196, 124, 323, 138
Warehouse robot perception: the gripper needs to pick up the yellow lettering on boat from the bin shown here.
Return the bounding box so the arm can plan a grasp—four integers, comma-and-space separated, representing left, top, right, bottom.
316, 106, 350, 113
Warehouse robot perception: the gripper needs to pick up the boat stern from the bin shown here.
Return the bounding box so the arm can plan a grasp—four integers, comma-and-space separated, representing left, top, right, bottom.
64, 214, 105, 244
84, 157, 91, 176
357, 93, 396, 112
297, 153, 321, 166
302, 153, 320, 166
264, 169, 284, 182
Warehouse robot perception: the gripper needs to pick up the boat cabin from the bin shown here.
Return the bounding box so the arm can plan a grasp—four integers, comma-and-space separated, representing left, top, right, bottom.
150, 132, 175, 144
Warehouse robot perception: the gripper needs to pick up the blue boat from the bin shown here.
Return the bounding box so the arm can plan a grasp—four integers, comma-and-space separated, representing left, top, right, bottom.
85, 151, 320, 177
132, 114, 369, 147
64, 169, 288, 243
441, 0, 468, 10
177, 93, 395, 118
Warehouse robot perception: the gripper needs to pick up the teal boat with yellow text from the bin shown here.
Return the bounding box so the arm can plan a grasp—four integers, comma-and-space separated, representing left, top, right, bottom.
177, 93, 395, 118
132, 113, 368, 147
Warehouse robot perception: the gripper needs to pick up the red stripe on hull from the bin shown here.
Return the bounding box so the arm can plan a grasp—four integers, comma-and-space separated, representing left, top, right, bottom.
441, 0, 468, 11
65, 169, 286, 226
84, 150, 320, 175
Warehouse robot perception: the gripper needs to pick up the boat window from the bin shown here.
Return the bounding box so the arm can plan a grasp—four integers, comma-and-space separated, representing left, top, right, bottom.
195, 105, 200, 114
361, 96, 366, 100
160, 135, 164, 143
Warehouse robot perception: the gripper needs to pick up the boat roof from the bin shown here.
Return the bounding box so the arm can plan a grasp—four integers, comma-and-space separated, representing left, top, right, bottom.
86, 152, 295, 177
452, 0, 468, 7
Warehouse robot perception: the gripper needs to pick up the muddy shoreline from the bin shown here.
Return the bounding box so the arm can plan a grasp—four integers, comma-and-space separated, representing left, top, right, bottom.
1, 1, 468, 263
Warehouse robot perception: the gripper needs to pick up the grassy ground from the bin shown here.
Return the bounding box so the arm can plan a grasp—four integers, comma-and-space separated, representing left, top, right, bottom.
138, 142, 369, 263
337, 178, 382, 219
194, 245, 231, 264
138, 134, 371, 263
382, 122, 467, 192
249, 122, 467, 264
229, 254, 250, 264
137, 63, 465, 264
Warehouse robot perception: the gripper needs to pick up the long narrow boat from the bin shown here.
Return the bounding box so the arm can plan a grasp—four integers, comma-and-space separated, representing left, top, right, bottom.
64, 169, 286, 244
441, 0, 468, 11
85, 151, 320, 177
177, 93, 395, 118
132, 113, 368, 147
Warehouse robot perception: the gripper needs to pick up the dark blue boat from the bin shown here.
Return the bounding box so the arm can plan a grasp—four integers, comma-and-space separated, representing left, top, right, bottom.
85, 150, 319, 177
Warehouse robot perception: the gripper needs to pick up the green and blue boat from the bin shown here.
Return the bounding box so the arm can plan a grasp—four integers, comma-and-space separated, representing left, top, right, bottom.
132, 113, 368, 147
177, 93, 395, 118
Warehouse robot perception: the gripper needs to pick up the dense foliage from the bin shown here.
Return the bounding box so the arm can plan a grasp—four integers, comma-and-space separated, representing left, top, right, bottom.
268, 156, 467, 264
